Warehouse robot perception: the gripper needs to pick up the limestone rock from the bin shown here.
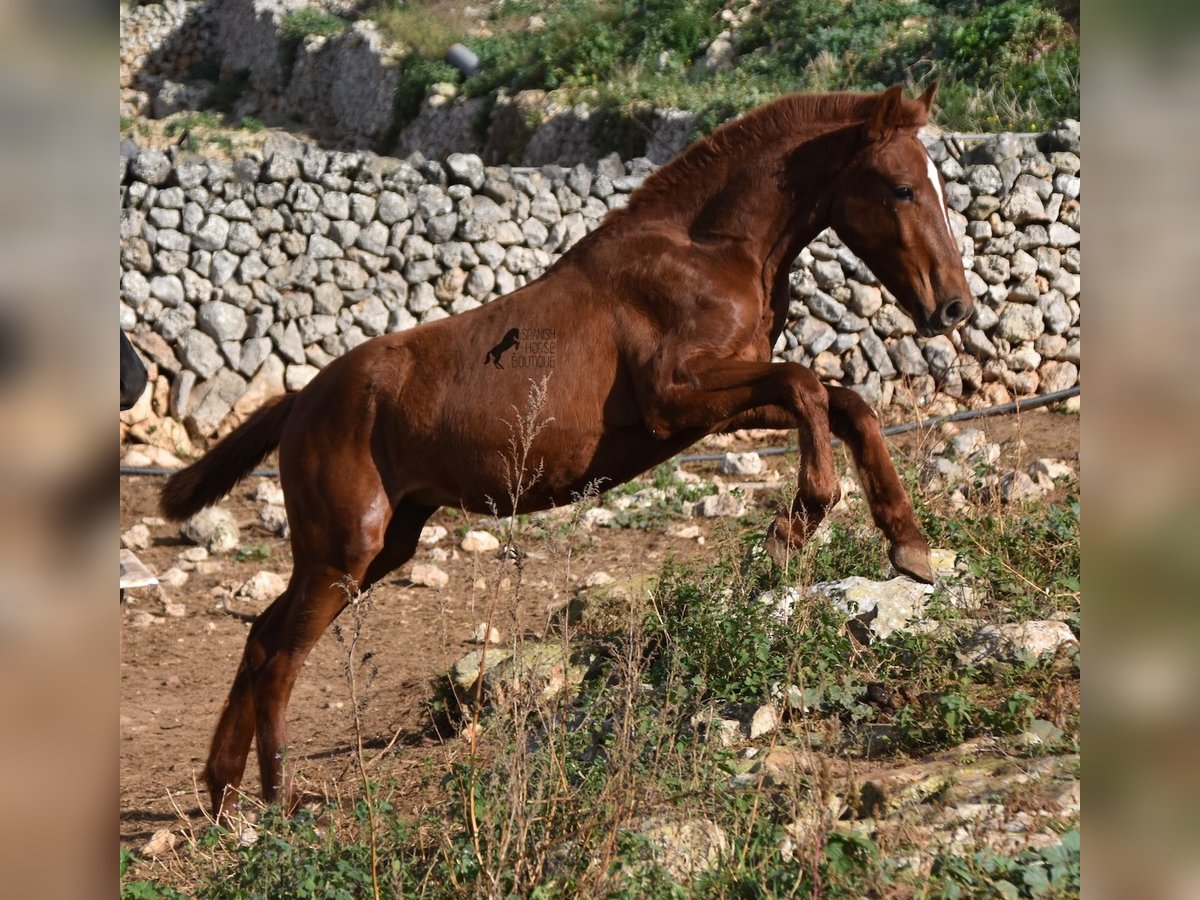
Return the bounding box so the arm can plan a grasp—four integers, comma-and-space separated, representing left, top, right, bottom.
461, 530, 500, 553
410, 563, 449, 589
181, 507, 240, 554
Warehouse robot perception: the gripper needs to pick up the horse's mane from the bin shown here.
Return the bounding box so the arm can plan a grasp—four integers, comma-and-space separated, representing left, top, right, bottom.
629, 90, 928, 212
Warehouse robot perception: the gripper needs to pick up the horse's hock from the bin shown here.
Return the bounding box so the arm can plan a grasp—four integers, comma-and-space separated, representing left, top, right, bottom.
119, 125, 1080, 447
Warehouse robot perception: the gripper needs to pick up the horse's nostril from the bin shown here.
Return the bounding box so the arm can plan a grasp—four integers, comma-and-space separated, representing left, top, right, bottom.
939, 299, 966, 328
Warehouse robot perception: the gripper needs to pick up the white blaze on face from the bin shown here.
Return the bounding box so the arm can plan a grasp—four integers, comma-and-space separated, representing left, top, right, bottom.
925, 152, 955, 240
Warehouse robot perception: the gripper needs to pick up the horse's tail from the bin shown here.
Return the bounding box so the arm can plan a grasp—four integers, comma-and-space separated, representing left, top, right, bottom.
161, 393, 297, 521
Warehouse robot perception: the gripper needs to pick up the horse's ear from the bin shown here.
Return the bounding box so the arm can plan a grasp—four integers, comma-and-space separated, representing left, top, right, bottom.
867, 84, 905, 142
918, 81, 938, 117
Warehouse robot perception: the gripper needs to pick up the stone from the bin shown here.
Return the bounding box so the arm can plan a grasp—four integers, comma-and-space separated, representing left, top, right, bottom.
961, 621, 1077, 665
718, 452, 764, 476
965, 164, 1003, 195
1040, 291, 1073, 334
409, 563, 449, 589
121, 523, 151, 551
973, 254, 1010, 285
149, 274, 184, 307
812, 350, 844, 380
1001, 188, 1048, 225
181, 507, 239, 555
1000, 468, 1051, 502
872, 304, 916, 338
210, 250, 239, 287
1048, 222, 1080, 248
466, 265, 496, 299
847, 282, 883, 317
308, 234, 343, 259
196, 301, 247, 343
1040, 119, 1080, 154
285, 364, 319, 391
268, 320, 306, 364
237, 571, 287, 604
1039, 360, 1078, 393
948, 428, 987, 459
461, 530, 500, 553
177, 330, 224, 379
159, 567, 189, 589
749, 705, 779, 740
996, 304, 1044, 342
694, 493, 745, 518
811, 576, 934, 640
889, 336, 928, 376
259, 505, 289, 537
471, 623, 502, 644
632, 817, 728, 882
192, 215, 230, 252
922, 335, 957, 377
419, 524, 448, 545
447, 153, 485, 189
1029, 458, 1075, 482
858, 328, 896, 377
186, 369, 248, 436
131, 149, 171, 186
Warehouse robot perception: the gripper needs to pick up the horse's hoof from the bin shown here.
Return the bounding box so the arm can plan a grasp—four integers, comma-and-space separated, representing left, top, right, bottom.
765, 515, 802, 568
889, 541, 933, 584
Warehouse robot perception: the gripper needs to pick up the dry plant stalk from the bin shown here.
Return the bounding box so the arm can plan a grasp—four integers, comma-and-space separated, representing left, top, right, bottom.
332, 575, 382, 900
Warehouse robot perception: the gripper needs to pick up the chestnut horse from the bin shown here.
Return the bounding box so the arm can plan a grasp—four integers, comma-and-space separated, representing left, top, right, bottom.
162, 84, 972, 816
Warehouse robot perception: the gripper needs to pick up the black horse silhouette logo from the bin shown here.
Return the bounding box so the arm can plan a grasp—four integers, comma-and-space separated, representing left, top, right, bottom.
484, 327, 521, 369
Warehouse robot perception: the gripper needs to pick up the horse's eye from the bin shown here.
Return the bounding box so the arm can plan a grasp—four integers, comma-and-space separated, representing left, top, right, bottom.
893, 185, 915, 201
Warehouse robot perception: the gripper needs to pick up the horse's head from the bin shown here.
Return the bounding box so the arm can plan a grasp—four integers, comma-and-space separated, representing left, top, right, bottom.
828, 84, 973, 337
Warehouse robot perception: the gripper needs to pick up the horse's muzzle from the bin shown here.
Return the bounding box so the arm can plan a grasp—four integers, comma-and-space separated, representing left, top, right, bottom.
919, 297, 971, 336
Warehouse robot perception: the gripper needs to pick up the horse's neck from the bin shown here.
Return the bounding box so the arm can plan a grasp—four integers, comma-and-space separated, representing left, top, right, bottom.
705, 124, 862, 283
615, 117, 862, 279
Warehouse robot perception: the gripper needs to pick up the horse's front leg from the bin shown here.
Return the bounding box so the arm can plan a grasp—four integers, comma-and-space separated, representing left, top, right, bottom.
638, 357, 840, 560
716, 390, 933, 582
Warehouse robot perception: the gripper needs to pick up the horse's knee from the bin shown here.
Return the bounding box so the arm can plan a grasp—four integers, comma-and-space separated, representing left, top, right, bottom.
786, 365, 830, 418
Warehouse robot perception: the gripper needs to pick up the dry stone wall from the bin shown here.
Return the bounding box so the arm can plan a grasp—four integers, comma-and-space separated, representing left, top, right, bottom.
119, 124, 1081, 443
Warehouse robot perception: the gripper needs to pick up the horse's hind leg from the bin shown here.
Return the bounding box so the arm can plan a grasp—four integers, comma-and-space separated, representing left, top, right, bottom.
249, 502, 434, 807
204, 591, 290, 818
826, 386, 932, 583
249, 553, 381, 810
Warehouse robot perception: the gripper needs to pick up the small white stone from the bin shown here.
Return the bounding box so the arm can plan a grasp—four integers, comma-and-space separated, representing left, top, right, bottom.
472, 623, 502, 644
419, 524, 448, 545
718, 451, 764, 476
237, 571, 287, 604
177, 546, 209, 563
749, 705, 780, 740
251, 479, 285, 506
409, 563, 449, 589
582, 507, 615, 528
158, 567, 189, 588
579, 571, 614, 589
121, 523, 151, 551
1028, 458, 1075, 482
460, 530, 500, 553
694, 493, 745, 518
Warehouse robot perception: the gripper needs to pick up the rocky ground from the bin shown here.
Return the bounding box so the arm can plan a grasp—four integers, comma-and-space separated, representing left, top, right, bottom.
121, 406, 1079, 893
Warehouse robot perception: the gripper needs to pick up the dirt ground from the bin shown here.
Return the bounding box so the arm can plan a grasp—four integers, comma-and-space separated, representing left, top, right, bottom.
119, 406, 1079, 848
